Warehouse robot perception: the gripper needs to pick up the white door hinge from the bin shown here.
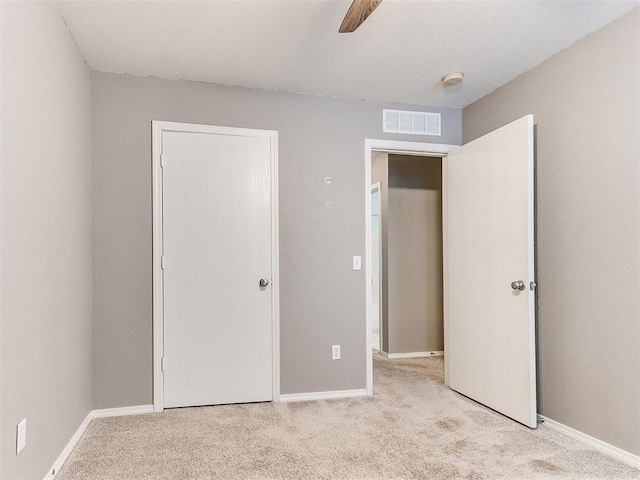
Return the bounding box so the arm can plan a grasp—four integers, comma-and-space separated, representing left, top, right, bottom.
161, 256, 165, 269
160, 154, 165, 168
161, 357, 165, 372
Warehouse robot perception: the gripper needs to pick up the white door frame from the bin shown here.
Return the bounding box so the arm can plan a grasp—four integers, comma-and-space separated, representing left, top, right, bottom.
364, 139, 457, 395
370, 182, 382, 351
152, 121, 280, 412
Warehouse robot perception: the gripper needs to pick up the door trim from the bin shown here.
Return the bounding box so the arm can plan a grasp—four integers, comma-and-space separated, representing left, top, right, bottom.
152, 121, 280, 412
364, 139, 457, 395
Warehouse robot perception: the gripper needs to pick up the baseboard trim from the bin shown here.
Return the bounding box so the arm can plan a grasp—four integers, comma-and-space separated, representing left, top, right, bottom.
92, 404, 154, 418
538, 415, 640, 469
278, 389, 368, 403
42, 412, 92, 480
383, 351, 444, 359
43, 405, 155, 479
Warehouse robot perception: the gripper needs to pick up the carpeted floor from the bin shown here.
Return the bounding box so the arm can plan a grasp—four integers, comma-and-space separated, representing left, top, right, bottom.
58, 355, 640, 479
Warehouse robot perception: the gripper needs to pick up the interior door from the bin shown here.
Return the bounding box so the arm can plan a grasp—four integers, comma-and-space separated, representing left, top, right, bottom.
371, 185, 382, 351
445, 115, 536, 427
162, 129, 273, 408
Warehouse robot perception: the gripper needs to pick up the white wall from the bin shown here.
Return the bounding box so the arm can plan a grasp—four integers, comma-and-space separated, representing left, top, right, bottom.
0, 2, 92, 478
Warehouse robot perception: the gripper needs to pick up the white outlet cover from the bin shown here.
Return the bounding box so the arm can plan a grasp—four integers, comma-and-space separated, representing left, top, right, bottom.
353, 256, 362, 271
16, 418, 26, 454
332, 344, 341, 360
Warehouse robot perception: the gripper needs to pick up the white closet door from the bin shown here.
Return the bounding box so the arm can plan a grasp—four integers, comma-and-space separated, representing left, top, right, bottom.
446, 115, 537, 427
162, 129, 273, 408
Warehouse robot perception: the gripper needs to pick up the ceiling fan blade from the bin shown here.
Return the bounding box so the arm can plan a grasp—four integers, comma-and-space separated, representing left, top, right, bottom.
339, 0, 383, 33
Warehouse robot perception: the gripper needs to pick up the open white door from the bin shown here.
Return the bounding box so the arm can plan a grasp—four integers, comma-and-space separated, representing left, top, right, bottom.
445, 115, 536, 428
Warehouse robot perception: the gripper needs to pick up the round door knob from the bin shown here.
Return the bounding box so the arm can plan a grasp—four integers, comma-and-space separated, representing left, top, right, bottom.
259, 278, 269, 288
511, 280, 526, 291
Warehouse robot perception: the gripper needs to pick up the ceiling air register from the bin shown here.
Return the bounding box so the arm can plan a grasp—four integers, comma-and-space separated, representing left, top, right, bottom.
383, 109, 441, 136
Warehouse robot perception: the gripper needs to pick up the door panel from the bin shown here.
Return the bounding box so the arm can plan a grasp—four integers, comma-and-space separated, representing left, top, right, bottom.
445, 115, 536, 427
162, 130, 273, 408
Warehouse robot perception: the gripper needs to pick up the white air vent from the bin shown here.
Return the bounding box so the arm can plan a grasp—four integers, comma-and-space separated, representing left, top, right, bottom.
383, 109, 441, 136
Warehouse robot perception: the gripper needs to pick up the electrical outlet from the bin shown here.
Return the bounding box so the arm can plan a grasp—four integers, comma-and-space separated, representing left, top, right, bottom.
352, 256, 362, 271
332, 344, 341, 360
16, 419, 26, 454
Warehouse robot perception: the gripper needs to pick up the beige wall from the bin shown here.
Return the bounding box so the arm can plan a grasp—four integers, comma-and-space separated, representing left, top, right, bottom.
463, 8, 640, 455
1, 2, 93, 479
387, 155, 443, 354
371, 154, 444, 354
90, 72, 461, 407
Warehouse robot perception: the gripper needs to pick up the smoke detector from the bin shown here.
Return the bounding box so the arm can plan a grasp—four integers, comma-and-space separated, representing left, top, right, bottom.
442, 72, 464, 87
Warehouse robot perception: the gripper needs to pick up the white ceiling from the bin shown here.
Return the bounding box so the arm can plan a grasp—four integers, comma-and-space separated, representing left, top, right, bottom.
57, 0, 638, 109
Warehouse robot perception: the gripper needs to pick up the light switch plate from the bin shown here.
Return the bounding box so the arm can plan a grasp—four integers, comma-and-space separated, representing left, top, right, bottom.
353, 256, 362, 270
16, 418, 26, 454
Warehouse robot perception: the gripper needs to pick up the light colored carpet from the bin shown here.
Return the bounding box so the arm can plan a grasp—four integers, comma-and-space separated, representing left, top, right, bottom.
58, 355, 640, 479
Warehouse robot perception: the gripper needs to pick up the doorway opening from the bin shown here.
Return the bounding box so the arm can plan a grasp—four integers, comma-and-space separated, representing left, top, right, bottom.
369, 152, 444, 360
364, 115, 537, 429
364, 140, 454, 395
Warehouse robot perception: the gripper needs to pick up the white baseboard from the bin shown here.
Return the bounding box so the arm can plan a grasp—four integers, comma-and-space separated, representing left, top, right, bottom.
382, 351, 444, 359
42, 412, 92, 480
278, 389, 368, 403
43, 405, 155, 479
539, 415, 640, 469
92, 404, 154, 418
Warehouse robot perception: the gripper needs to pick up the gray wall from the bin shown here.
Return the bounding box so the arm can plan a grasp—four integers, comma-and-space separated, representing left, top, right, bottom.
1, 2, 93, 479
91, 72, 461, 407
371, 152, 389, 353
387, 155, 443, 354
463, 8, 640, 455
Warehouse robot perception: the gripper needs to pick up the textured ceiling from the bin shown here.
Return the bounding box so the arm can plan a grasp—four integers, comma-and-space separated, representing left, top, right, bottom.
56, 0, 638, 108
